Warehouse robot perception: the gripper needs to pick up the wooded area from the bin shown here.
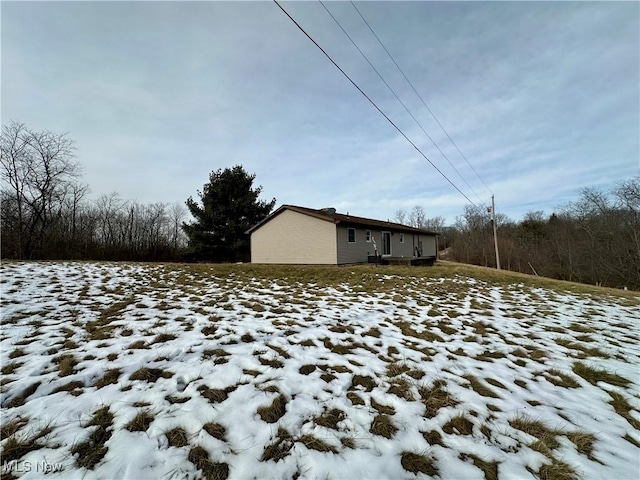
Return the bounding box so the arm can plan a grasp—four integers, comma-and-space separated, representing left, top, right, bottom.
2, 122, 638, 290
396, 178, 640, 290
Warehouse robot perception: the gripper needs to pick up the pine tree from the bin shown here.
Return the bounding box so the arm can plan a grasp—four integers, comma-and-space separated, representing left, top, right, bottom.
182, 166, 275, 262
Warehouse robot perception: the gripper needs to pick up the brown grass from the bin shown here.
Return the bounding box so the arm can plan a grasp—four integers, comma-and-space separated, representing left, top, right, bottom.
608, 391, 640, 429
443, 414, 474, 435
315, 408, 346, 430
257, 394, 287, 423
261, 427, 294, 462
71, 406, 114, 469
400, 452, 438, 476
419, 380, 458, 418
126, 410, 154, 432
462, 374, 500, 398
129, 367, 174, 382
188, 446, 229, 480
369, 414, 398, 439
537, 459, 579, 480
460, 453, 499, 480
299, 434, 338, 453
166, 427, 189, 447
572, 362, 630, 387
349, 374, 377, 392
5, 381, 41, 408
93, 368, 121, 388
203, 422, 226, 441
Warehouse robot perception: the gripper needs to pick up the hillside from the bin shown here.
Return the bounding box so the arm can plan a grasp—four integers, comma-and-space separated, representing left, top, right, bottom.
1, 261, 639, 480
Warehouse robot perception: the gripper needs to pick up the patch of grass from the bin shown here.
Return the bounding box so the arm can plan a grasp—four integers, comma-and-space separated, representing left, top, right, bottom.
315, 408, 346, 430
299, 434, 338, 453
347, 391, 365, 406
93, 368, 121, 388
5, 381, 41, 408
462, 374, 500, 398
1, 427, 51, 464
572, 362, 630, 387
475, 350, 507, 362
126, 410, 154, 432
52, 380, 85, 396
54, 353, 78, 377
166, 427, 189, 447
566, 431, 598, 461
203, 422, 226, 441
386, 362, 410, 377
419, 380, 458, 418
460, 453, 499, 480
257, 394, 287, 423
261, 427, 294, 462
299, 364, 316, 375
542, 369, 580, 388
128, 340, 149, 350
422, 429, 445, 446
395, 321, 444, 342
537, 459, 579, 480
151, 332, 177, 344
72, 406, 114, 469
2, 362, 22, 375
369, 414, 398, 439
623, 433, 640, 448
608, 391, 640, 429
240, 332, 255, 343
340, 436, 357, 449
371, 398, 396, 415
188, 446, 229, 480
485, 378, 507, 389
349, 374, 377, 392
443, 414, 474, 435
198, 385, 237, 404
509, 415, 561, 456
387, 377, 416, 401
202, 324, 217, 336
400, 452, 438, 476
129, 367, 174, 383
555, 339, 610, 359
8, 348, 27, 359
0, 417, 29, 440
259, 356, 284, 369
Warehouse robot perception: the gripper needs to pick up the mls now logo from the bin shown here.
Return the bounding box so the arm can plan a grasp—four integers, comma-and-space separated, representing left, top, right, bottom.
2, 460, 64, 474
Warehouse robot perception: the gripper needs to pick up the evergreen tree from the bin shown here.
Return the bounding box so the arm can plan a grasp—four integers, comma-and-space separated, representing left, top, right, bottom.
182, 166, 275, 262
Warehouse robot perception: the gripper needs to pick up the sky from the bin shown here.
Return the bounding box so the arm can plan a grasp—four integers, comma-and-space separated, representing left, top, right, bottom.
2, 1, 639, 225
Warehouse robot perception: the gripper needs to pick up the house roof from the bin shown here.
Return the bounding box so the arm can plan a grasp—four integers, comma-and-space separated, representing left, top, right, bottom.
246, 204, 439, 235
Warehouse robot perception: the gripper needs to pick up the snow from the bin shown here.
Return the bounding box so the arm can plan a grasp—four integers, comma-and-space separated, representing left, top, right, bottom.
1, 261, 639, 480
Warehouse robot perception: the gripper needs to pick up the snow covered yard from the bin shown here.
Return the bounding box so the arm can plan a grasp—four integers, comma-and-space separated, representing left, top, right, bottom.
1, 261, 639, 480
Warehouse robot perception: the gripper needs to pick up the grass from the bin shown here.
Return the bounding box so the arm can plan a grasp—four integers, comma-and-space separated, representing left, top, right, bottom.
261, 427, 294, 462
166, 427, 189, 447
198, 385, 237, 404
315, 408, 346, 430
257, 394, 288, 423
203, 422, 226, 441
5, 381, 41, 408
566, 431, 598, 461
349, 374, 377, 392
188, 446, 229, 480
537, 459, 579, 480
299, 434, 338, 453
509, 415, 561, 456
0, 424, 53, 463
93, 368, 122, 388
460, 453, 499, 480
608, 391, 640, 429
129, 367, 174, 382
443, 414, 474, 435
419, 380, 458, 418
541, 369, 580, 388
400, 451, 438, 476
463, 374, 501, 398
126, 410, 155, 432
369, 413, 398, 439
572, 362, 631, 387
71, 406, 114, 469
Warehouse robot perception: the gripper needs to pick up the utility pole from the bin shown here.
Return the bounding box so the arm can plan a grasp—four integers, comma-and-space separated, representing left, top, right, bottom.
491, 195, 501, 270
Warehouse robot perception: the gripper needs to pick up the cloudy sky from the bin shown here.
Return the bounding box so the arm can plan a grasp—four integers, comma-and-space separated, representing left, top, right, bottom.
2, 1, 638, 224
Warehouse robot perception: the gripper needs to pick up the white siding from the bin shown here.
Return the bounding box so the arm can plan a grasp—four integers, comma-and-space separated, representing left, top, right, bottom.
250, 210, 337, 264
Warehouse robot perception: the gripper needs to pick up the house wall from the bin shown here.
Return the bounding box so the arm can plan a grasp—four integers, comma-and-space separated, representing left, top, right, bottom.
414, 234, 437, 257
250, 209, 337, 264
336, 226, 421, 264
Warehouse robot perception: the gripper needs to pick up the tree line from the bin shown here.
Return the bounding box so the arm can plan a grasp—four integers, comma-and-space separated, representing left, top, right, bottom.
395, 177, 640, 290
1, 122, 189, 261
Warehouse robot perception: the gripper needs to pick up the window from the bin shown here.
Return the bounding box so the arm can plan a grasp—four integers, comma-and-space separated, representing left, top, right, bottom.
348, 228, 356, 243
365, 230, 372, 242
400, 233, 405, 243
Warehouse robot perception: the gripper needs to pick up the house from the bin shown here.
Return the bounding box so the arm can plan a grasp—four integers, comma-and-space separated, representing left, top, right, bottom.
245, 204, 439, 265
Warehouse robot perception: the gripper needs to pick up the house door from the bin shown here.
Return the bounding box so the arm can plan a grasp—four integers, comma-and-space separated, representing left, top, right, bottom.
382, 231, 391, 256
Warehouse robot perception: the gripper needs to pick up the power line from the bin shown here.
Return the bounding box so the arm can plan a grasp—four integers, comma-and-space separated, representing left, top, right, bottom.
320, 0, 486, 208
273, 0, 478, 209
350, 0, 494, 199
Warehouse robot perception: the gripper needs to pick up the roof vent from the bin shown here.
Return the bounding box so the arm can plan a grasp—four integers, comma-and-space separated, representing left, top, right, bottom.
324, 207, 336, 216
